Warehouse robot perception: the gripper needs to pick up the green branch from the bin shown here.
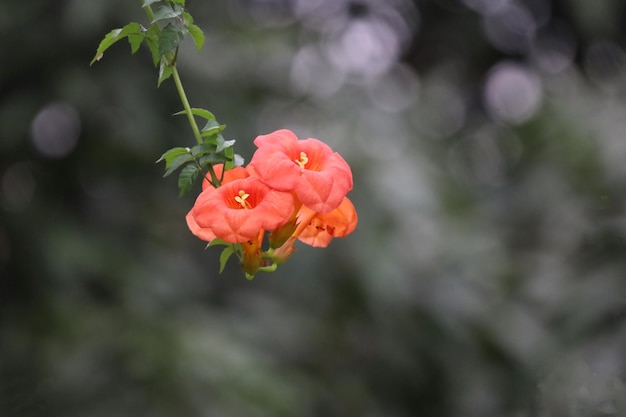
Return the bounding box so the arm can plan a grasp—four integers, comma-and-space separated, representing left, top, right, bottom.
171, 67, 203, 145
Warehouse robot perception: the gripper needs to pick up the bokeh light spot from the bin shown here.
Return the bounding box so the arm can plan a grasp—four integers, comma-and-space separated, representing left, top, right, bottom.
30, 101, 81, 158
325, 18, 401, 79
484, 62, 542, 124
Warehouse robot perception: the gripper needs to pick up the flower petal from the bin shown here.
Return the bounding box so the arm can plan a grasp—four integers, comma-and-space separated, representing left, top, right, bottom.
186, 208, 217, 242
250, 129, 353, 212
191, 177, 294, 243
297, 197, 358, 247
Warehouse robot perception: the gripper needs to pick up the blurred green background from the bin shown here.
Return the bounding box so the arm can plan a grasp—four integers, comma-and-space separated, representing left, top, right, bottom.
3, 0, 626, 416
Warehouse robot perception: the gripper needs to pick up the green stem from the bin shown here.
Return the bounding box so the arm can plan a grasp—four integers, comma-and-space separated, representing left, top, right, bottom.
142, 1, 220, 187
172, 66, 203, 146
143, 3, 156, 22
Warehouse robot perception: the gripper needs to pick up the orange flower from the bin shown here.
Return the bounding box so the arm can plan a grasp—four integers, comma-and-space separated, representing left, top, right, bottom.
297, 197, 358, 247
270, 197, 358, 264
249, 129, 353, 213
188, 176, 294, 243
186, 164, 252, 242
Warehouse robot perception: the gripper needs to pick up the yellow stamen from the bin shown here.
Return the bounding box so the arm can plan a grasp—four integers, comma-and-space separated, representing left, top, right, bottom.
234, 189, 251, 209
295, 151, 309, 169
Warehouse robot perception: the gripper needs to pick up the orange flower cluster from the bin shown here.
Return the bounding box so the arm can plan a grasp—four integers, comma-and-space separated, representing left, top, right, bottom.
186, 129, 358, 276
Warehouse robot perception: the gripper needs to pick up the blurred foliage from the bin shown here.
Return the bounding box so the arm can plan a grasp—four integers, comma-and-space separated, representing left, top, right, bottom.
2, 0, 626, 416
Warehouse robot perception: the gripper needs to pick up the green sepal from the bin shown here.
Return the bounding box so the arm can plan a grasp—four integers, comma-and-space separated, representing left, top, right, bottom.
219, 246, 235, 273
178, 163, 200, 196
171, 0, 186, 5
90, 22, 143, 65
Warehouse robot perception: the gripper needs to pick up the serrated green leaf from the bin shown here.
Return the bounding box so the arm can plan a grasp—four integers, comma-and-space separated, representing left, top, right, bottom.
90, 22, 143, 65
158, 23, 185, 55
178, 164, 200, 196
186, 23, 205, 52
156, 146, 188, 164
152, 4, 182, 23
173, 108, 215, 121
219, 246, 235, 273
142, 0, 161, 6
163, 153, 194, 177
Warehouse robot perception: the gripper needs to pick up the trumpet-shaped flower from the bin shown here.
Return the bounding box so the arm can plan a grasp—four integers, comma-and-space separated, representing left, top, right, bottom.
188, 176, 294, 243
297, 197, 358, 247
250, 129, 353, 213
270, 197, 358, 264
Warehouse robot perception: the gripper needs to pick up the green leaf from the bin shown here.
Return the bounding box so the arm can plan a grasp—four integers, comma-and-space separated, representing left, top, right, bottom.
158, 58, 174, 86
198, 154, 229, 167
128, 32, 144, 54
208, 238, 230, 248
152, 4, 182, 23
156, 146, 189, 165
219, 246, 235, 273
216, 137, 236, 153
159, 23, 185, 55
142, 0, 161, 6
190, 143, 217, 157
171, 0, 186, 5
182, 11, 194, 24
224, 147, 235, 170
186, 23, 205, 52
144, 24, 161, 66
90, 22, 143, 65
163, 153, 194, 177
201, 119, 226, 136
173, 108, 215, 121
178, 163, 200, 196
